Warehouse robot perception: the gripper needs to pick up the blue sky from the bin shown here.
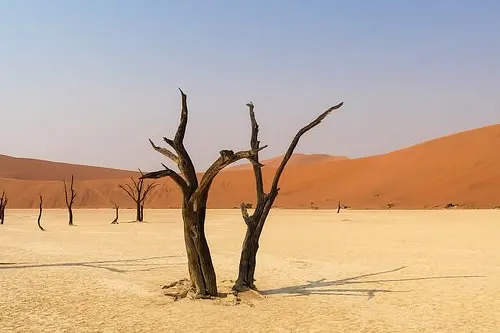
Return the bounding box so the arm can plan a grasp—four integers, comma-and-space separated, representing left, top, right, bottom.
1, 0, 499, 170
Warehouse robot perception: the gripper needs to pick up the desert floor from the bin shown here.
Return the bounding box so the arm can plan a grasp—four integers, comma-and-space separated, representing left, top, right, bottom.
0, 209, 499, 333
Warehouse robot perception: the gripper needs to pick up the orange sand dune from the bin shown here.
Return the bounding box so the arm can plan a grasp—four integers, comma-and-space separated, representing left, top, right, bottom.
228, 153, 348, 170
0, 154, 137, 181
1, 124, 499, 209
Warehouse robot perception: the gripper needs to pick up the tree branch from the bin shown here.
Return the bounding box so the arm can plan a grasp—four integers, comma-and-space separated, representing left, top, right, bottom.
240, 202, 250, 225
140, 183, 160, 204
174, 88, 188, 144
70, 175, 76, 205
148, 139, 179, 164
141, 164, 189, 194
192, 146, 267, 202
247, 102, 265, 202
148, 89, 198, 190
270, 102, 343, 193
119, 184, 136, 201
130, 176, 140, 192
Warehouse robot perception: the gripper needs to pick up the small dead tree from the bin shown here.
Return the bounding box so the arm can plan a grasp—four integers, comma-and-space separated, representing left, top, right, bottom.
111, 202, 119, 224
0, 191, 7, 225
119, 173, 158, 222
37, 194, 45, 231
63, 175, 76, 226
337, 200, 341, 213
141, 89, 265, 297
234, 101, 343, 291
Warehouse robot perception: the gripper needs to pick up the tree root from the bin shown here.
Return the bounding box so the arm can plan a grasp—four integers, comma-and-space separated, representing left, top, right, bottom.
161, 278, 265, 306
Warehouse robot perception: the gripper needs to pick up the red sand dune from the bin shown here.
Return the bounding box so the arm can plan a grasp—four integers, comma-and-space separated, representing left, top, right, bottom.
1, 124, 499, 209
228, 153, 348, 170
0, 154, 137, 181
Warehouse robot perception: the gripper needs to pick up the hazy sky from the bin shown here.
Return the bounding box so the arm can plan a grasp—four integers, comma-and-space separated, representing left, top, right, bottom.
1, 1, 499, 171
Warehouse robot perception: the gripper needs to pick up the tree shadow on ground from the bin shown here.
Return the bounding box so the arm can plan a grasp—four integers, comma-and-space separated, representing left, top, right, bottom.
259, 266, 484, 300
0, 255, 185, 273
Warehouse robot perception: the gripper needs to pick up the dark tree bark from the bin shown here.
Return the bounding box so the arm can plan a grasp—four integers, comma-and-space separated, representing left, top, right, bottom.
337, 200, 341, 213
141, 89, 265, 297
63, 175, 76, 226
37, 194, 45, 231
234, 101, 343, 292
119, 173, 158, 222
111, 202, 119, 224
0, 191, 7, 225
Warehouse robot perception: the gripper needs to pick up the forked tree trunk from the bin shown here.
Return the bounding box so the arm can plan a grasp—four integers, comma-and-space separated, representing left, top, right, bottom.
142, 89, 265, 297
235, 192, 276, 291
119, 175, 157, 223
234, 101, 343, 291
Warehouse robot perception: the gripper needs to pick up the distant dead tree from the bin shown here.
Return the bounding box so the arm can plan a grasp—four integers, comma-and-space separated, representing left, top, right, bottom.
37, 194, 45, 231
337, 200, 341, 213
63, 175, 76, 226
111, 202, 119, 224
234, 101, 343, 291
141, 89, 265, 297
0, 191, 7, 225
119, 172, 158, 222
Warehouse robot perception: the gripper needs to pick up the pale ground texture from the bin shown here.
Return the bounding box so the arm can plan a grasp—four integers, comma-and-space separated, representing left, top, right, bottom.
1, 209, 499, 333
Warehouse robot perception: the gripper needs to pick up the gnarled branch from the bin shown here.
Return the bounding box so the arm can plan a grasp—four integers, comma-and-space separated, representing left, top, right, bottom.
269, 102, 343, 193
141, 164, 189, 194
141, 183, 160, 204
119, 184, 136, 201
148, 139, 179, 164
191, 146, 267, 202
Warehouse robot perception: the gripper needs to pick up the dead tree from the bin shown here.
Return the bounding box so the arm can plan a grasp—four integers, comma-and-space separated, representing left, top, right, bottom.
337, 200, 341, 213
63, 175, 76, 226
141, 89, 265, 297
119, 173, 158, 222
234, 101, 343, 291
111, 202, 119, 224
0, 191, 7, 225
37, 194, 45, 231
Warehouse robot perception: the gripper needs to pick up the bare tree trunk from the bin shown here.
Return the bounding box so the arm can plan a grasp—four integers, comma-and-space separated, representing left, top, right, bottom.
37, 194, 45, 231
142, 89, 265, 297
63, 175, 76, 226
119, 174, 157, 223
337, 200, 341, 213
0, 191, 6, 225
234, 101, 343, 291
182, 200, 217, 296
235, 224, 259, 289
111, 204, 119, 224
136, 201, 142, 221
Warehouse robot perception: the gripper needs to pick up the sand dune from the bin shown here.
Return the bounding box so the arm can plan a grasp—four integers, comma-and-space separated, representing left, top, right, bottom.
0, 154, 137, 181
0, 209, 499, 332
1, 124, 499, 209
228, 153, 348, 170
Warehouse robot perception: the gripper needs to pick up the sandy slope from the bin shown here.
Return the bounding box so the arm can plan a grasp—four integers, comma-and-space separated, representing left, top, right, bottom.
228, 153, 348, 170
1, 124, 500, 209
0, 154, 137, 181
0, 209, 498, 332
